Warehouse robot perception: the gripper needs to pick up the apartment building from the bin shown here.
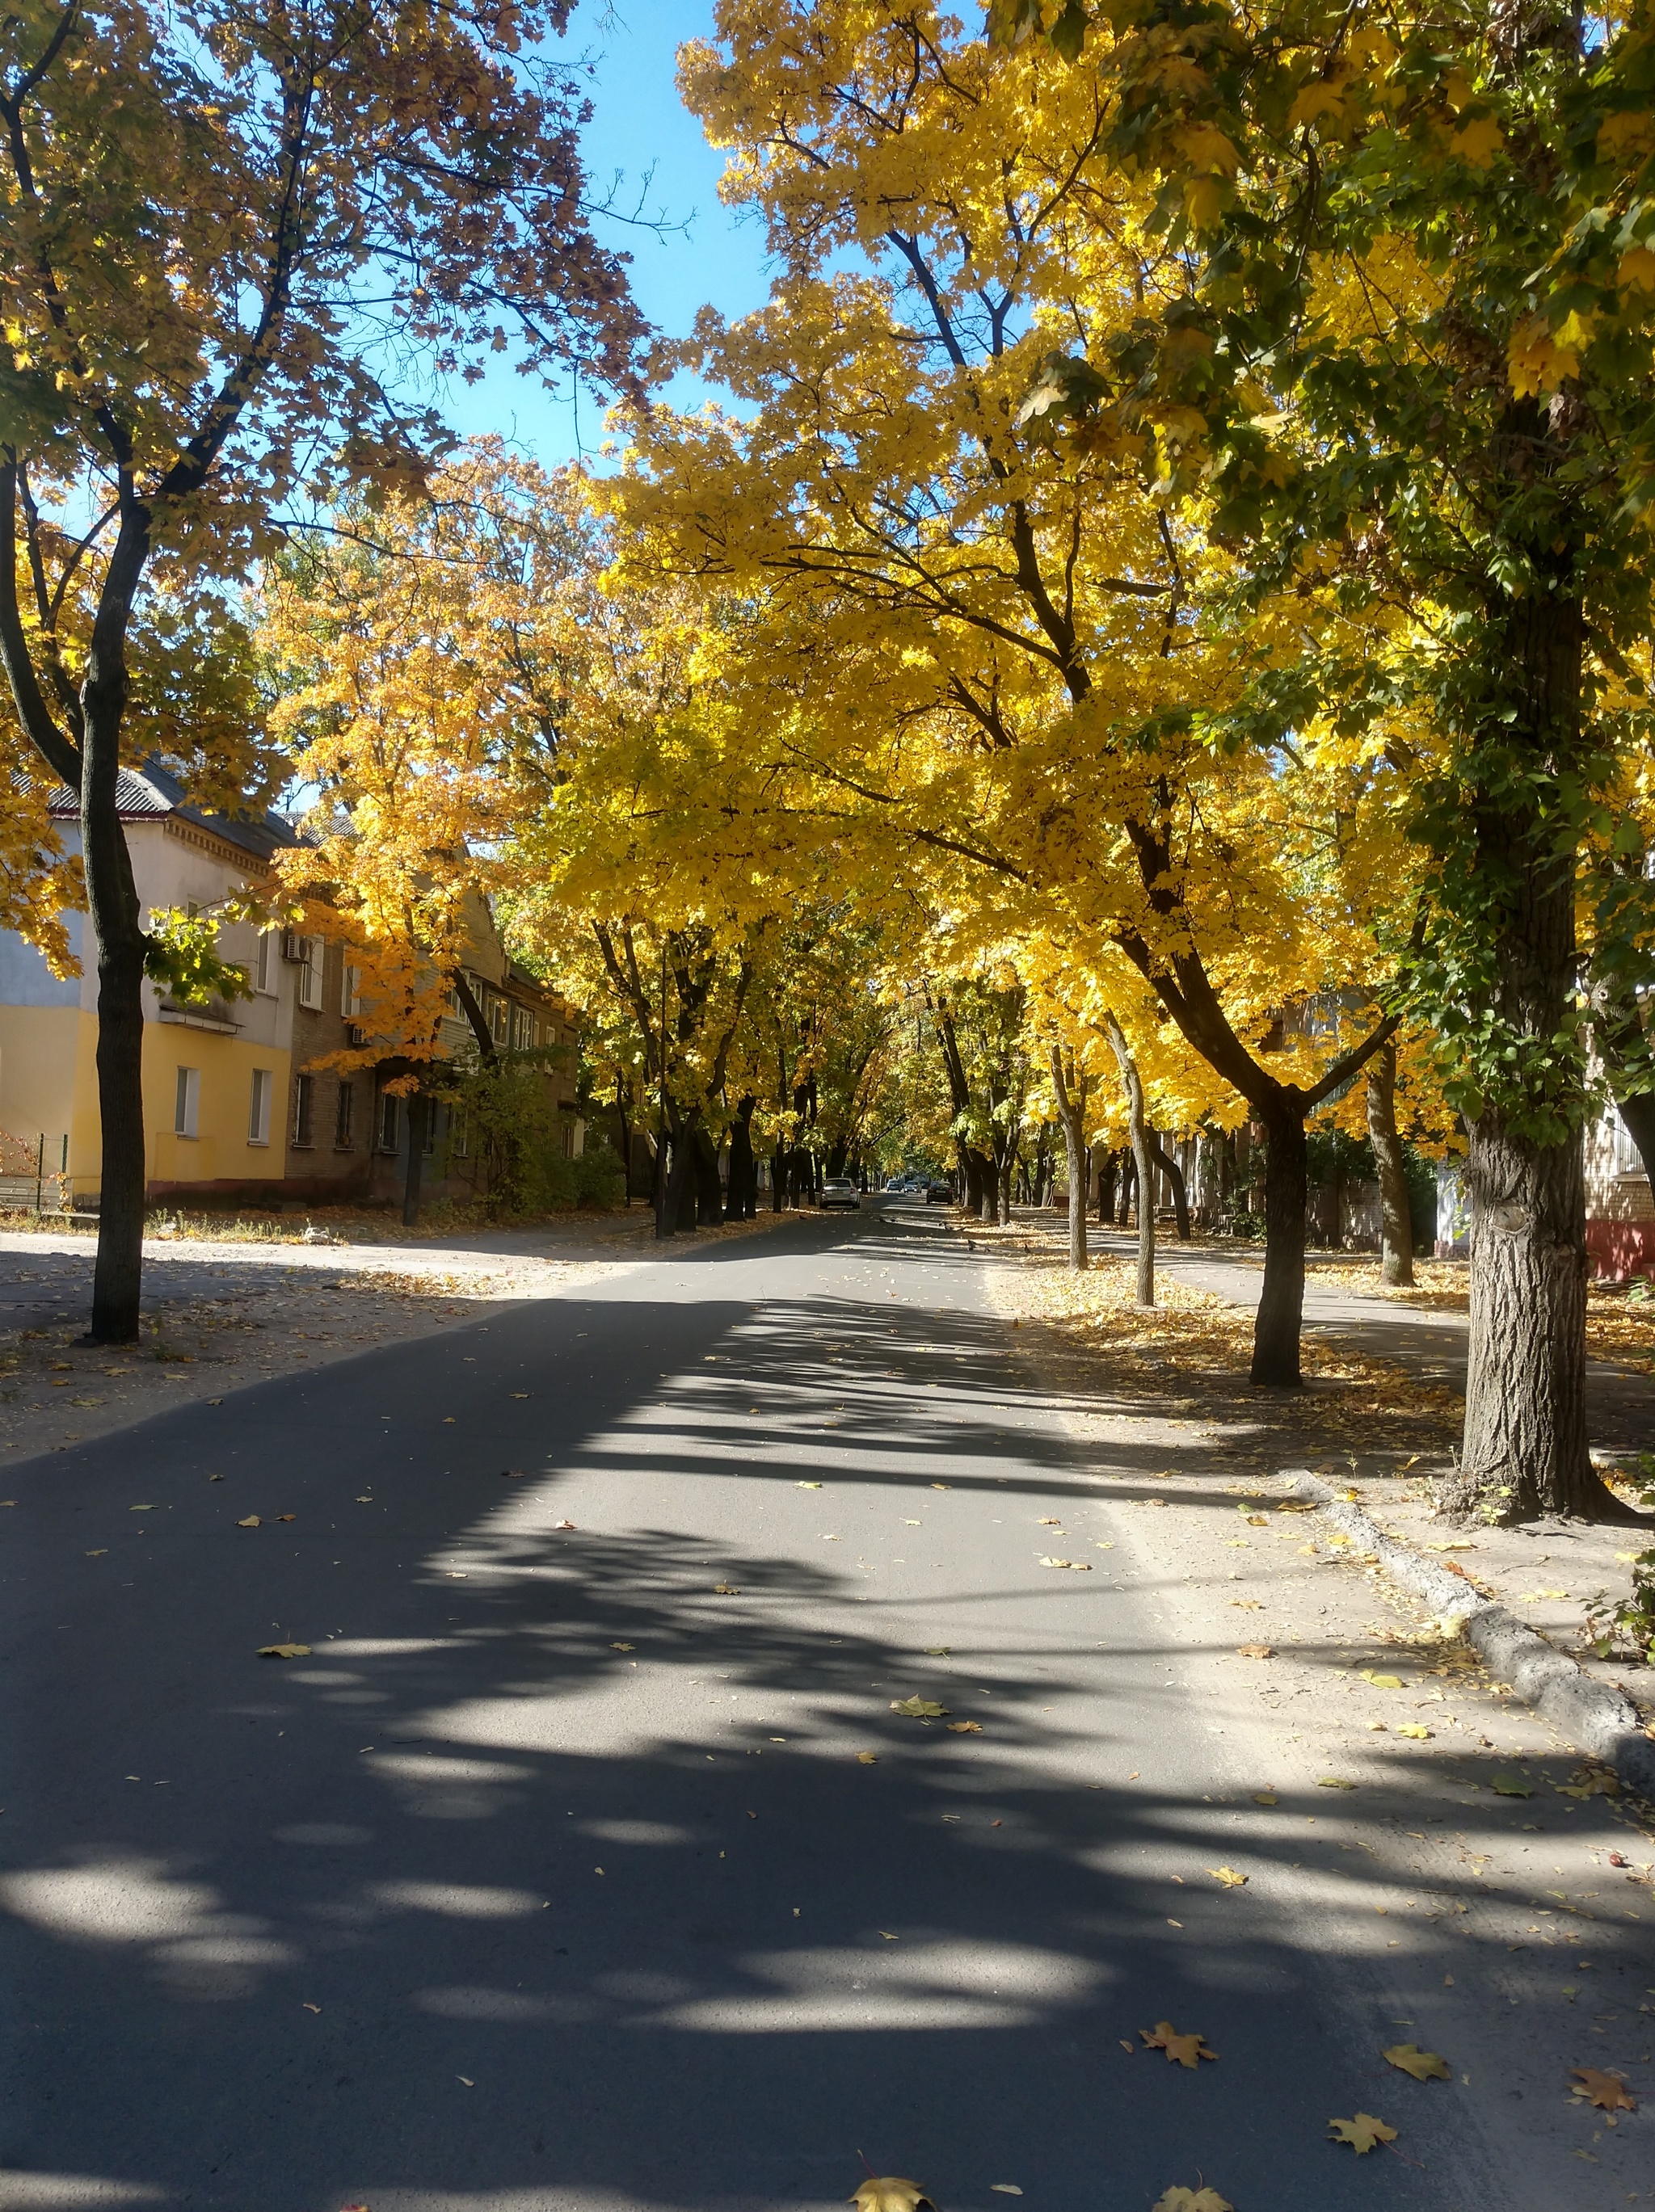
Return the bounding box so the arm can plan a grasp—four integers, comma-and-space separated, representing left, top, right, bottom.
0, 763, 297, 1207
0, 773, 580, 1212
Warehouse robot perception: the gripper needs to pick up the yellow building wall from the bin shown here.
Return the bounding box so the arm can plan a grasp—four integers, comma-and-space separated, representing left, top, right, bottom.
0, 1003, 290, 1196
145, 1025, 292, 1187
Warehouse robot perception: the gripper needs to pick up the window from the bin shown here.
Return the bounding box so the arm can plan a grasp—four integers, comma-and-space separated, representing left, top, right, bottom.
292, 1073, 314, 1148
298, 936, 324, 1011
512, 1005, 537, 1051
335, 1080, 356, 1150
377, 1090, 400, 1153
1611, 1104, 1644, 1175
341, 965, 360, 1018
174, 1066, 200, 1140
255, 932, 277, 995
248, 1068, 273, 1146
487, 991, 508, 1046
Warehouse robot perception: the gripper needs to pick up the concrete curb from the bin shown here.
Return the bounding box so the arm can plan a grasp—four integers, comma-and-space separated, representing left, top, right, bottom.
1282, 1468, 1655, 1805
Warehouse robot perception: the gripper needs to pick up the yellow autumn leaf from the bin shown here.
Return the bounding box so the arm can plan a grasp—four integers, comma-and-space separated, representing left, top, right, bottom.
851, 2181, 936, 2212
891, 1697, 948, 1718
1288, 82, 1345, 130
236, 1514, 261, 1528
257, 1642, 311, 1659
1384, 2042, 1451, 2081
1615, 247, 1655, 293
1209, 1865, 1248, 1887
1152, 2191, 1232, 2212
1396, 1724, 1432, 1739
1329, 2113, 1398, 2152
1182, 174, 1225, 232
1508, 313, 1578, 397
1450, 113, 1504, 165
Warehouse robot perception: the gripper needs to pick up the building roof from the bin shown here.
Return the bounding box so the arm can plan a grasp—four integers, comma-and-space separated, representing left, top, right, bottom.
46, 759, 297, 862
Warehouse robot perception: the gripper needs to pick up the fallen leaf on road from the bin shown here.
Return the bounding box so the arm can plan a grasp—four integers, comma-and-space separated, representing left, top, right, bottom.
501, 1470, 525, 1479
1361, 1671, 1403, 1689
85, 1549, 107, 1557
1491, 1773, 1534, 1797
510, 1393, 529, 1399
553, 1519, 575, 1531
1252, 1793, 1278, 1806
1384, 2043, 1451, 2081
457, 2075, 473, 2086
850, 2182, 934, 2212
797, 1481, 822, 1489
857, 1752, 878, 1764
880, 1930, 899, 1941
237, 1515, 262, 1528
442, 1418, 455, 1424
891, 1697, 948, 1718
1396, 1725, 1432, 1739
1140, 2021, 1217, 2067
276, 1514, 296, 1523
610, 1642, 634, 1652
947, 1721, 982, 1734
991, 2189, 1023, 2197
1571, 2068, 1636, 2112
1038, 1517, 1062, 1525
1210, 1867, 1248, 1888
1425, 1540, 1475, 1551
924, 1646, 950, 1656
714, 1583, 740, 1595
1236, 1643, 1274, 1659
129, 1504, 156, 1513
930, 1482, 950, 1491
1329, 2114, 1397, 2153
303, 2002, 322, 2014
1152, 2191, 1232, 2212
1038, 1557, 1092, 1570
1318, 1777, 1357, 1789
1230, 1600, 1262, 1609
355, 1495, 373, 1503
257, 1643, 311, 1659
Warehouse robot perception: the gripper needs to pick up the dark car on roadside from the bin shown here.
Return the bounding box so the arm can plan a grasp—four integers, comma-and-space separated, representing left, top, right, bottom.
925, 1180, 951, 1203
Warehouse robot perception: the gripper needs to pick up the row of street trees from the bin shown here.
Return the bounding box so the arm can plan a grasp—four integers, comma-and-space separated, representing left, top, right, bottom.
3, 0, 1653, 1529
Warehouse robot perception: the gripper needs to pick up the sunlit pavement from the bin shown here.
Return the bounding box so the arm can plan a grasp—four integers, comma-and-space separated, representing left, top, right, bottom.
0, 1204, 1645, 2211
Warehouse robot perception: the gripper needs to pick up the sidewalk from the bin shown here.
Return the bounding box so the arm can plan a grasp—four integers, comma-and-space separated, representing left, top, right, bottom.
988, 1212, 1655, 1726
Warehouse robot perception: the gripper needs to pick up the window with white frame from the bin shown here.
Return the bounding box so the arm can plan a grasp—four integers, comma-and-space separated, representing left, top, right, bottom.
255, 931, 277, 995
341, 964, 361, 1018
1610, 1103, 1644, 1174
174, 1066, 200, 1139
299, 936, 325, 1011
248, 1068, 273, 1146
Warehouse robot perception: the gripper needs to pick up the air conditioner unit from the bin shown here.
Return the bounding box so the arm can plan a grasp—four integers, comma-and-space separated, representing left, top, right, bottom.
347, 1024, 368, 1049
280, 931, 306, 963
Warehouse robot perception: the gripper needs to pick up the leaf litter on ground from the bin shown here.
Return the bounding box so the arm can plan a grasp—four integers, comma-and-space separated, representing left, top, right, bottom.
1383, 2043, 1451, 2081
1329, 2114, 1398, 2153
1140, 2021, 1218, 2067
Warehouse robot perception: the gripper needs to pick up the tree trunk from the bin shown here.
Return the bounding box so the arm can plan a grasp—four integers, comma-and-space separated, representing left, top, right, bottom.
1148, 1135, 1190, 1238
1105, 1016, 1154, 1306
1096, 1146, 1117, 1225
1049, 1045, 1089, 1271
729, 1097, 756, 1220
83, 799, 148, 1343
1366, 1041, 1414, 1286
402, 1089, 428, 1228
693, 1123, 724, 1226
1251, 1101, 1308, 1386
1447, 576, 1620, 1519
1441, 1113, 1615, 1519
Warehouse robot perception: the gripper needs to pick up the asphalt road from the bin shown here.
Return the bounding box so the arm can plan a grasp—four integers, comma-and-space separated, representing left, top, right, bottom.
0, 1205, 1638, 2212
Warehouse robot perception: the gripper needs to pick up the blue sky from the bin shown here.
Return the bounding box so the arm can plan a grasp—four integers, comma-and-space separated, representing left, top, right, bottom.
436, 0, 774, 464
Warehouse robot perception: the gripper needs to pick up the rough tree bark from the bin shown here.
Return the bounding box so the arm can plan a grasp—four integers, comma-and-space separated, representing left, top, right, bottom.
1366, 1041, 1414, 1287
1440, 573, 1624, 1520
1105, 1016, 1155, 1307
1049, 1044, 1089, 1271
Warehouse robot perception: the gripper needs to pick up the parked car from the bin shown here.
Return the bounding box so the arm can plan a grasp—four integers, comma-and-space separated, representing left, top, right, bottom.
925, 1180, 951, 1203
819, 1177, 861, 1209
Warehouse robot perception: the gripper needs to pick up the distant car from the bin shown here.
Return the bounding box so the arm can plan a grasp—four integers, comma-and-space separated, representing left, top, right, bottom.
819, 1177, 861, 1209
925, 1180, 951, 1204
883, 1176, 903, 1192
